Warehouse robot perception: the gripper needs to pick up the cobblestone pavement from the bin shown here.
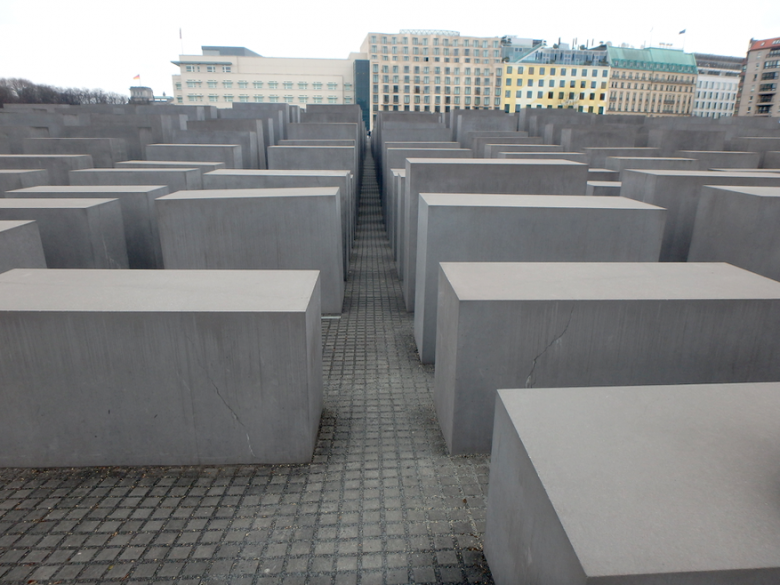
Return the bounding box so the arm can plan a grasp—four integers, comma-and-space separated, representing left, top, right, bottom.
0, 147, 494, 584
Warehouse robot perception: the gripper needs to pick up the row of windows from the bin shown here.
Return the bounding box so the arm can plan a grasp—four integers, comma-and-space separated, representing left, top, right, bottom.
180, 81, 345, 90
375, 75, 494, 86
372, 85, 499, 95
504, 66, 608, 78
508, 79, 606, 89
697, 80, 738, 90
506, 91, 606, 102
612, 71, 694, 83
694, 101, 734, 111
371, 45, 500, 58
373, 64, 493, 76
612, 81, 693, 92
370, 35, 499, 48
182, 94, 344, 104
185, 65, 231, 73
372, 54, 498, 65
372, 94, 502, 106
695, 91, 736, 101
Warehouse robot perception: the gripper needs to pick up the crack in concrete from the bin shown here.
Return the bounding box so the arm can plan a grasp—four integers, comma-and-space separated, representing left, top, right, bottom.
201, 369, 257, 459
525, 307, 575, 388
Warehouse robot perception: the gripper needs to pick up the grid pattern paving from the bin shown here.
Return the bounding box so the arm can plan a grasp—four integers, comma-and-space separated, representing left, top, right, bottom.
0, 146, 494, 584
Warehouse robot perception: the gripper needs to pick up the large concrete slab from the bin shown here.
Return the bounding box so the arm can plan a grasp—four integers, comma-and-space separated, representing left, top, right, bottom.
484, 143, 562, 158
157, 188, 344, 313
202, 169, 354, 268
267, 145, 356, 177
689, 186, 780, 282
435, 262, 780, 454
22, 137, 127, 168
620, 169, 780, 261
7, 185, 167, 269
0, 169, 49, 196
401, 159, 589, 311
605, 156, 699, 181
766, 151, 780, 168
414, 194, 665, 363
0, 154, 93, 185
69, 167, 202, 192
647, 128, 726, 157
581, 146, 660, 168
485, 383, 780, 585
675, 150, 760, 170
186, 119, 266, 169
0, 269, 322, 466
115, 160, 226, 173
0, 220, 46, 272
560, 126, 639, 152
498, 151, 587, 163
728, 137, 780, 167
145, 144, 242, 169
0, 198, 128, 268
586, 181, 621, 196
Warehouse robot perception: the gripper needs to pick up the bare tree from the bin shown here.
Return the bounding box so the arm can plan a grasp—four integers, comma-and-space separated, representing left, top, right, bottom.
0, 78, 128, 106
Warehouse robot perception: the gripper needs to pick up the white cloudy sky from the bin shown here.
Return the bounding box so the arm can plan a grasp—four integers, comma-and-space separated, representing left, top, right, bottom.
1, 0, 778, 97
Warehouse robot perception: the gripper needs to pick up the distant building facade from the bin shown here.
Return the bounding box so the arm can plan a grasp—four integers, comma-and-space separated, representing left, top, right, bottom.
692, 53, 742, 119
359, 30, 505, 126
500, 43, 610, 114
129, 86, 173, 105
171, 46, 364, 109
606, 47, 697, 116
736, 36, 780, 117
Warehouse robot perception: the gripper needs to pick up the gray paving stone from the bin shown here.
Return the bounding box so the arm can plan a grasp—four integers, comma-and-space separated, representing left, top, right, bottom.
0, 144, 492, 584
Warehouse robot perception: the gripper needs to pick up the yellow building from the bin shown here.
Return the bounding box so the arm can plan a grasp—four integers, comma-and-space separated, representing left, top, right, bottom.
500, 45, 610, 113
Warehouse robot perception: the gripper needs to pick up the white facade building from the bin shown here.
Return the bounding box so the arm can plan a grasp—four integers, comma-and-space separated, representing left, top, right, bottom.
171, 46, 364, 108
692, 53, 742, 119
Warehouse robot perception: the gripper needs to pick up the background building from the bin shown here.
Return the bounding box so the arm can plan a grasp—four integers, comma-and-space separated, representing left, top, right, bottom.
691, 53, 742, 119
736, 36, 780, 117
500, 43, 610, 113
171, 46, 365, 110
606, 46, 697, 116
359, 30, 504, 126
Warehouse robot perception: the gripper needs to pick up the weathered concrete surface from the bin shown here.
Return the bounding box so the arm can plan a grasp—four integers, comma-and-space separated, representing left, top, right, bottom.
0, 198, 128, 268
0, 269, 322, 466
0, 154, 93, 185
435, 262, 780, 454
156, 188, 344, 313
675, 150, 760, 170
586, 181, 621, 196
7, 185, 167, 269
485, 383, 780, 585
22, 137, 127, 168
0, 169, 49, 196
484, 143, 561, 158
69, 168, 202, 192
581, 146, 660, 168
0, 220, 47, 272
413, 194, 665, 363
605, 156, 699, 181
145, 144, 242, 169
115, 160, 226, 173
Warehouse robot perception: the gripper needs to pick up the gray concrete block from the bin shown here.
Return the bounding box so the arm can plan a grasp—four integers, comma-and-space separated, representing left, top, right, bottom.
581, 146, 660, 168
115, 160, 226, 173
0, 220, 46, 272
69, 168, 202, 192
484, 143, 562, 158
762, 151, 780, 169
267, 145, 356, 176
156, 188, 344, 313
435, 262, 780, 454
560, 126, 639, 152
586, 181, 621, 196
6, 185, 167, 269
22, 138, 127, 168
170, 130, 261, 170
485, 383, 780, 585
401, 159, 589, 311
729, 137, 780, 168
186, 119, 266, 168
689, 186, 780, 282
605, 156, 700, 181
0, 154, 93, 185
498, 151, 587, 163
462, 133, 533, 155
675, 150, 760, 170
587, 168, 619, 182
145, 144, 243, 169
202, 169, 354, 269
0, 199, 128, 268
647, 128, 726, 157
0, 269, 322, 466
414, 194, 665, 363
621, 170, 780, 261
0, 169, 49, 196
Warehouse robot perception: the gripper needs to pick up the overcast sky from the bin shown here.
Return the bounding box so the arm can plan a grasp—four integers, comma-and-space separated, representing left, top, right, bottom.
2, 0, 779, 98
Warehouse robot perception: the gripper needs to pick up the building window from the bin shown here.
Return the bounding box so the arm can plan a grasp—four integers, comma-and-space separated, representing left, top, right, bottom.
298, 82, 308, 90
268, 81, 278, 89
238, 81, 248, 89
186, 81, 201, 88
222, 66, 231, 73
313, 96, 323, 104
176, 96, 183, 103
344, 83, 353, 90
207, 81, 217, 88
284, 95, 294, 103
299, 96, 308, 103
328, 96, 338, 104
283, 81, 293, 90
239, 95, 249, 102
207, 66, 216, 73
328, 82, 338, 90
254, 95, 264, 102
223, 94, 234, 102
269, 95, 279, 103
175, 82, 182, 90
209, 94, 218, 102
313, 82, 322, 90
253, 81, 263, 89
222, 81, 233, 89
185, 65, 199, 73
344, 97, 352, 104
